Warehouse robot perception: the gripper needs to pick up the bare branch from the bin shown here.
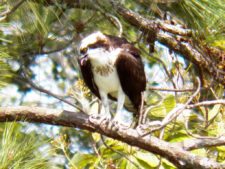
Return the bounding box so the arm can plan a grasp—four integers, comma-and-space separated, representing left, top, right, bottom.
139, 45, 177, 89
0, 106, 224, 169
141, 77, 201, 136
187, 100, 225, 108
184, 116, 219, 140
148, 86, 196, 92
157, 20, 192, 36
109, 0, 191, 37
24, 76, 84, 112
175, 136, 225, 151
106, 14, 123, 37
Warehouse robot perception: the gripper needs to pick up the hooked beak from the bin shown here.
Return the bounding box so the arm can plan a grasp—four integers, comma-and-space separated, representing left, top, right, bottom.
79, 54, 88, 66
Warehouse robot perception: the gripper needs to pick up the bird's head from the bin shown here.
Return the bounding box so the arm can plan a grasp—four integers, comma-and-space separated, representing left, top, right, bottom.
79, 31, 110, 65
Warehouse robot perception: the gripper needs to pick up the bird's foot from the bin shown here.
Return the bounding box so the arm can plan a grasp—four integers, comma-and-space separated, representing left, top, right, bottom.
89, 114, 111, 126
111, 119, 130, 130
88, 114, 122, 131
88, 114, 129, 131
113, 114, 130, 129
89, 114, 130, 131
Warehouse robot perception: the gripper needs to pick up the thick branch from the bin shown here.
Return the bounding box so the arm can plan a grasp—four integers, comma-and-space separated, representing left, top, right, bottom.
110, 1, 191, 36
157, 32, 224, 85
0, 106, 224, 169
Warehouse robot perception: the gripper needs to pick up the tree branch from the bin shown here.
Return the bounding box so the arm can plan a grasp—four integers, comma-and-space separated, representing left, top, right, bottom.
142, 78, 201, 136
0, 106, 224, 169
21, 75, 84, 112
187, 100, 225, 108
175, 136, 225, 151
148, 86, 197, 92
0, 0, 26, 20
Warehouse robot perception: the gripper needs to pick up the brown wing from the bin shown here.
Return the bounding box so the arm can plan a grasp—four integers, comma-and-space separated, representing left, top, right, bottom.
78, 57, 100, 98
115, 46, 146, 113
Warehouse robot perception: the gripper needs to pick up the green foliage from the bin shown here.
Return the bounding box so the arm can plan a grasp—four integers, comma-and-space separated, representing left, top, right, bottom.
0, 47, 12, 87
165, 0, 225, 48
149, 94, 176, 118
0, 4, 13, 88
0, 122, 57, 169
133, 0, 225, 48
71, 153, 97, 169
71, 137, 168, 169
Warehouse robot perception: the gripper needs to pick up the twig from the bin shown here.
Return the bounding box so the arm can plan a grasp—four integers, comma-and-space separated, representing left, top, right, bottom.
21, 39, 74, 58
187, 100, 225, 108
210, 87, 219, 100
90, 135, 101, 157
139, 45, 177, 89
25, 77, 84, 112
175, 136, 225, 151
141, 77, 201, 137
0, 0, 26, 19
21, 67, 84, 112
95, 0, 123, 37
187, 100, 224, 128
106, 13, 123, 37
148, 86, 197, 92
184, 116, 217, 140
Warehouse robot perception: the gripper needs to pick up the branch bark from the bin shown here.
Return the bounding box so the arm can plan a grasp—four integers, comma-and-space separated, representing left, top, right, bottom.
0, 106, 224, 169
175, 136, 225, 151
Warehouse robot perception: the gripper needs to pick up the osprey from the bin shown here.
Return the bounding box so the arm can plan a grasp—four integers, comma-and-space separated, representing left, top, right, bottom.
78, 31, 146, 125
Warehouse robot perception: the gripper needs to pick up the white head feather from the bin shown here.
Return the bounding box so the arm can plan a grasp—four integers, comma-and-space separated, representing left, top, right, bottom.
80, 31, 107, 51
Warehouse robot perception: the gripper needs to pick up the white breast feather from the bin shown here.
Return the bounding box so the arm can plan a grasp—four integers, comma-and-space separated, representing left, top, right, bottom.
88, 48, 122, 94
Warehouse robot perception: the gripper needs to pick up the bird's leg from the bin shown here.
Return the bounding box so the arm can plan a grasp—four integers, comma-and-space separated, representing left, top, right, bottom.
89, 90, 111, 125
113, 87, 130, 129
99, 90, 111, 120
114, 87, 125, 122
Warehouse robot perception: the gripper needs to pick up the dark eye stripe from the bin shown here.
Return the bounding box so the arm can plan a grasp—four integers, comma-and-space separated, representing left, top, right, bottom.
88, 43, 109, 50
80, 48, 87, 54
88, 43, 100, 49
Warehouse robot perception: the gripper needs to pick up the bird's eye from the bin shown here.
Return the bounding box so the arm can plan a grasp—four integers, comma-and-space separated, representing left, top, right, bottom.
80, 47, 87, 54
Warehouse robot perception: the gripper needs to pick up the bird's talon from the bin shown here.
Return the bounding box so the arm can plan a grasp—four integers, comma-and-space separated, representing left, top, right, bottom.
89, 114, 100, 124
136, 124, 147, 136
89, 114, 111, 125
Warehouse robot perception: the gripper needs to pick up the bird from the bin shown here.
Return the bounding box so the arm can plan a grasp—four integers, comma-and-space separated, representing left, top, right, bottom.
78, 31, 146, 126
